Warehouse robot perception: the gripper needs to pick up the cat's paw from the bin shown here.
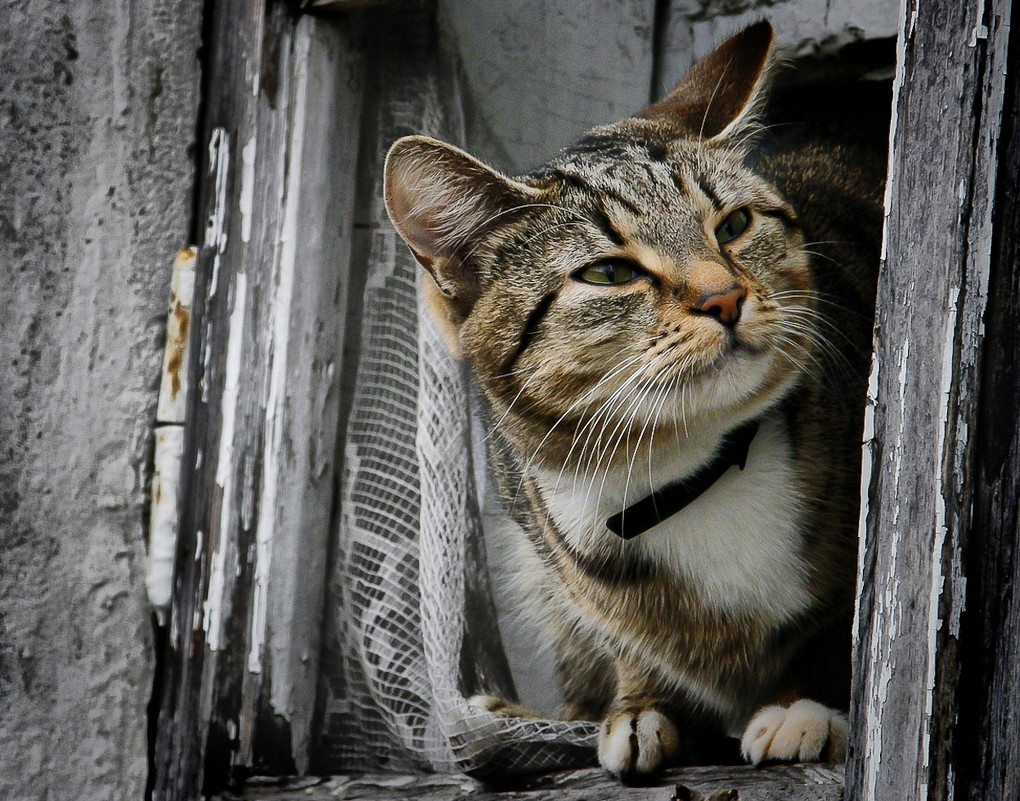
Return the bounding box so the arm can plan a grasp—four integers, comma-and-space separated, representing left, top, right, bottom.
740, 699, 847, 765
468, 694, 544, 719
598, 707, 680, 783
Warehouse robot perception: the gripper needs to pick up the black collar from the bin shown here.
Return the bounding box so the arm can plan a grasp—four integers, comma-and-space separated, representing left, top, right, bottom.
606, 419, 761, 540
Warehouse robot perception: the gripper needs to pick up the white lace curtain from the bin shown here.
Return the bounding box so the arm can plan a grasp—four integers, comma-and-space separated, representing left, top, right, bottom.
313, 15, 597, 776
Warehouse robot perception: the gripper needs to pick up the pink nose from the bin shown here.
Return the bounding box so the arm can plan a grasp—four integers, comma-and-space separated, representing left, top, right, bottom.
696, 286, 746, 327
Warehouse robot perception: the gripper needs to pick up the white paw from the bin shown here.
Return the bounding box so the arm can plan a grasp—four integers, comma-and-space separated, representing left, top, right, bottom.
598, 708, 680, 780
740, 699, 847, 765
468, 694, 508, 713
467, 694, 542, 719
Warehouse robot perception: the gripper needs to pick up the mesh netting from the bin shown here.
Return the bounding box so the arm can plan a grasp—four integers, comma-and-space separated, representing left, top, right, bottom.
311, 12, 599, 775
317, 222, 599, 776
316, 183, 599, 780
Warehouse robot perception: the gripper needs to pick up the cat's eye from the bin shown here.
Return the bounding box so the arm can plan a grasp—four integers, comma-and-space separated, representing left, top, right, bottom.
715, 208, 751, 245
575, 260, 640, 285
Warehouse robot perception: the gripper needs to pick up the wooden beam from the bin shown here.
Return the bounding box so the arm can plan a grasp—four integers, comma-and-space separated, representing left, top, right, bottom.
214, 765, 844, 801
952, 13, 1020, 799
150, 2, 354, 795
247, 14, 363, 776
151, 2, 293, 795
847, 1, 1014, 799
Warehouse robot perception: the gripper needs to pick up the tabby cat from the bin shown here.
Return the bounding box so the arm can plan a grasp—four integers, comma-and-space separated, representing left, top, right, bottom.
384, 22, 884, 780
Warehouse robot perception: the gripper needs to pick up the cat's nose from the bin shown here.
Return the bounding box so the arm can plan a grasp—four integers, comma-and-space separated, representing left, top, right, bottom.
695, 286, 746, 327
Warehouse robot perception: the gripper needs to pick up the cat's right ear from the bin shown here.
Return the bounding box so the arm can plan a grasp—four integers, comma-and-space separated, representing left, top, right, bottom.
384, 135, 535, 295
385, 136, 536, 358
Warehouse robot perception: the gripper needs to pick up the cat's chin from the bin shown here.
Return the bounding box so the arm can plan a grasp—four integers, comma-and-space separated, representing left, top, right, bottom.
665, 347, 796, 428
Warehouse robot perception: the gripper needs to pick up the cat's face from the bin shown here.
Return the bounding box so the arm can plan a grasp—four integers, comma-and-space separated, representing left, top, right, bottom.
386, 22, 815, 469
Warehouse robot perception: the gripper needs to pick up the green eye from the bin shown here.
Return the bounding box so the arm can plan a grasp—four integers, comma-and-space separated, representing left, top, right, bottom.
576, 260, 639, 285
715, 208, 751, 244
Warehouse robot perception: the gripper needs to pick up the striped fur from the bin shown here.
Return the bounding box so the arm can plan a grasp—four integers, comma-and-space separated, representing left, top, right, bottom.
385, 22, 884, 780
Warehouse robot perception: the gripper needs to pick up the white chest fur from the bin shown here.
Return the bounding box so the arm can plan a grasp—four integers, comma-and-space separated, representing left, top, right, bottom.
535, 417, 812, 623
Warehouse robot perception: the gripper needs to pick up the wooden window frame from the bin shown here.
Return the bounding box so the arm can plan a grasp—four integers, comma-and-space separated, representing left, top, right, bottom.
150, 1, 1020, 799
849, 1, 1018, 799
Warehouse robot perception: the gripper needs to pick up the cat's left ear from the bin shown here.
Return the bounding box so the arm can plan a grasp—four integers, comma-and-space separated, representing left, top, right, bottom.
636, 20, 774, 143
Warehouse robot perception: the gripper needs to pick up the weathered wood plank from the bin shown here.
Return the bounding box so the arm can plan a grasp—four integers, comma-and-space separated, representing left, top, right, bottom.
247, 14, 362, 776
217, 765, 843, 801
153, 1, 350, 795
952, 17, 1020, 801
847, 1, 1014, 799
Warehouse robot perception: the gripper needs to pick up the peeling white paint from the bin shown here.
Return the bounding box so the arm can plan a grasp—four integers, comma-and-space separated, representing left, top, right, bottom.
205, 272, 248, 653
248, 28, 309, 677
862, 0, 910, 793
204, 532, 227, 653
171, 602, 180, 649
854, 346, 879, 632
866, 518, 902, 801
207, 127, 231, 298
919, 284, 960, 783
892, 337, 909, 527
202, 321, 213, 404
216, 274, 247, 489
239, 136, 257, 244
248, 53, 261, 98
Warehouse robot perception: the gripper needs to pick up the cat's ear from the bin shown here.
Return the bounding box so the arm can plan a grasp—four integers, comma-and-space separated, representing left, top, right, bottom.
636, 21, 774, 142
385, 136, 536, 358
385, 135, 535, 295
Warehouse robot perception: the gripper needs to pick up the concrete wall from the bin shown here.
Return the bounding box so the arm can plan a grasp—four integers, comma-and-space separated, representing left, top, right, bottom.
0, 1, 202, 798
442, 0, 898, 174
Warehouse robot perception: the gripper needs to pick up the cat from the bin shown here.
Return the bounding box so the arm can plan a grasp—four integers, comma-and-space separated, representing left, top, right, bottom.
384, 21, 884, 781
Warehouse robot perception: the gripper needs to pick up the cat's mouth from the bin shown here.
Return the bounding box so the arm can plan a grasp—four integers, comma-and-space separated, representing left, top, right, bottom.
700, 341, 755, 378
708, 327, 769, 365
724, 330, 758, 355
681, 328, 791, 396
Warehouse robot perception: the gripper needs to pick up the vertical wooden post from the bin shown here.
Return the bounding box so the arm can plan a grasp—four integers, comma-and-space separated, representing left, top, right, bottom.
151, 2, 356, 795
953, 16, 1020, 799
848, 1, 1015, 799
151, 3, 288, 795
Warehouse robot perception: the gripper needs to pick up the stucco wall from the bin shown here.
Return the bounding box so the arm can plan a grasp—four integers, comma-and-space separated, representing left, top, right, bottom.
443, 0, 898, 173
0, 1, 201, 797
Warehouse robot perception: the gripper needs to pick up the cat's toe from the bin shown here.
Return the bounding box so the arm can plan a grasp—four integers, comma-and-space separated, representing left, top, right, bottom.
468, 694, 544, 719
740, 699, 847, 765
598, 707, 680, 783
468, 694, 511, 713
